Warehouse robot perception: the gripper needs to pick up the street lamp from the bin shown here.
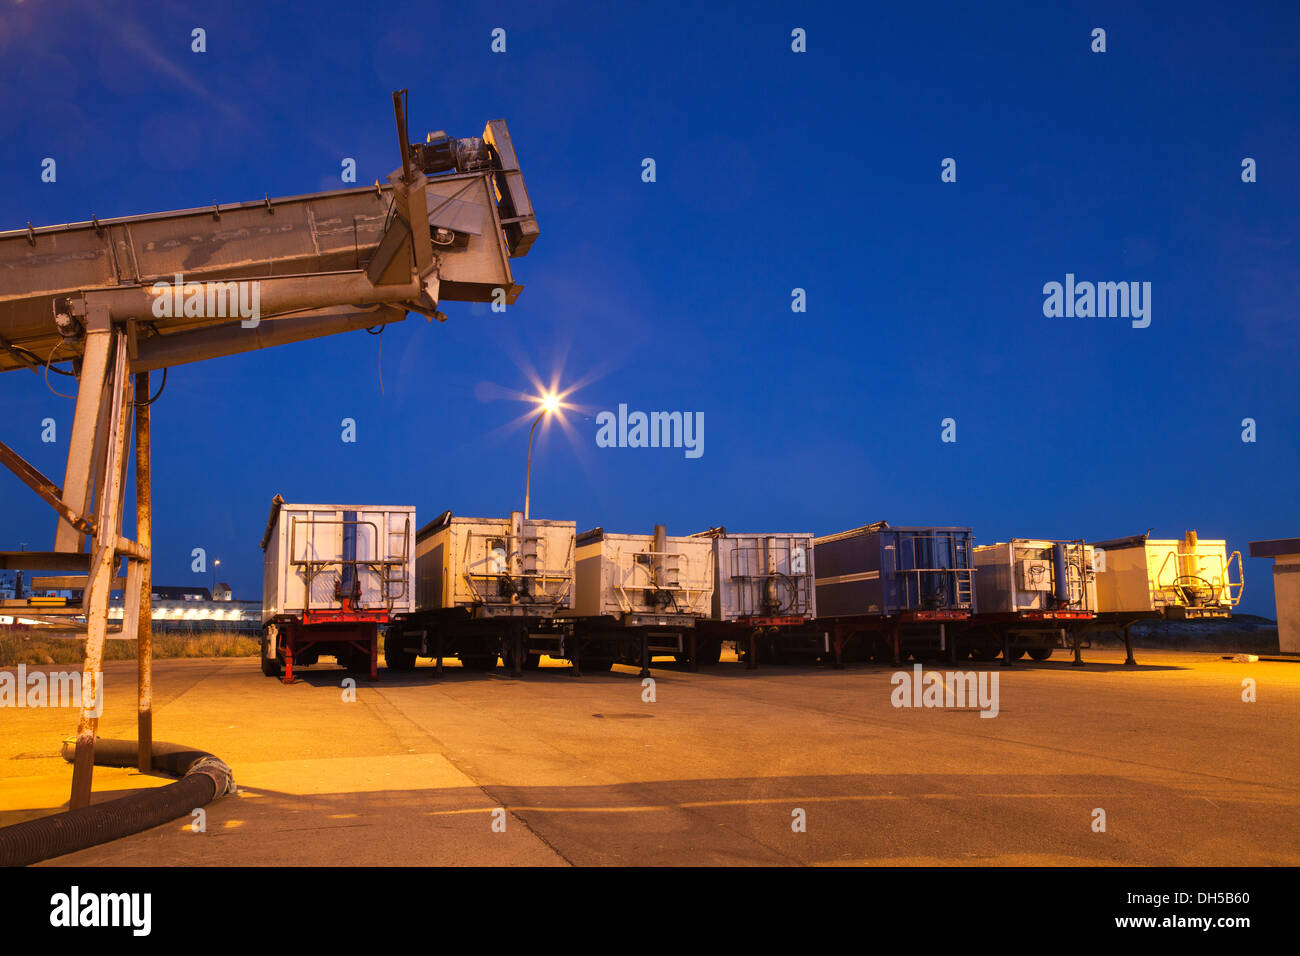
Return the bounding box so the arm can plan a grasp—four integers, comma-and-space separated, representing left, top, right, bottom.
211, 558, 220, 597
524, 391, 559, 520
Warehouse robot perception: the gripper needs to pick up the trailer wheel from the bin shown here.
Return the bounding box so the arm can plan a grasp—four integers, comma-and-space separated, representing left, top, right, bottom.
385, 638, 417, 671
345, 647, 372, 673
260, 631, 282, 678
1004, 647, 1026, 661
1027, 647, 1053, 661
260, 653, 281, 678
968, 645, 996, 662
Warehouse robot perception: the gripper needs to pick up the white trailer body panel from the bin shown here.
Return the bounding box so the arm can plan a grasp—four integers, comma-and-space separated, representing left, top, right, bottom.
973, 540, 1098, 613
415, 513, 576, 616
707, 532, 816, 621
261, 502, 415, 624
574, 530, 713, 622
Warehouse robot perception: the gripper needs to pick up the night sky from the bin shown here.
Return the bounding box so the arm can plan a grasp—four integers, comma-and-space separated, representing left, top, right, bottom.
1, 0, 1296, 616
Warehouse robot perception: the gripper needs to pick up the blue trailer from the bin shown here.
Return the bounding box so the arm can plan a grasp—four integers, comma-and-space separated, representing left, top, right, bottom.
813, 521, 975, 666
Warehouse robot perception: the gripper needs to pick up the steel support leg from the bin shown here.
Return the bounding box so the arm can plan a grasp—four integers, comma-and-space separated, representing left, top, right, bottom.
283, 627, 295, 684
639, 632, 650, 678
1071, 625, 1084, 666
1123, 624, 1137, 666
891, 627, 902, 668
511, 627, 524, 678
55, 323, 112, 553
747, 630, 758, 670
1001, 629, 1014, 667
70, 332, 130, 809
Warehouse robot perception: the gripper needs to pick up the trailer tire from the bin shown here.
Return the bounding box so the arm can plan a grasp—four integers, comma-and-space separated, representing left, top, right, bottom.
260, 632, 281, 678
385, 638, 417, 671
1027, 647, 1053, 661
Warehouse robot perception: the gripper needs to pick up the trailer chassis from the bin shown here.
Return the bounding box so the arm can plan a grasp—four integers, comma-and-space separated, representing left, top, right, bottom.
263, 604, 385, 683
955, 611, 1096, 667
538, 615, 706, 677
696, 618, 827, 669
819, 610, 970, 668
387, 606, 557, 677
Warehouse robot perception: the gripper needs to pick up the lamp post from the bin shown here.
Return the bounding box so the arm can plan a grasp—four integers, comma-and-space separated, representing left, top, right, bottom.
211, 558, 220, 597
524, 392, 559, 520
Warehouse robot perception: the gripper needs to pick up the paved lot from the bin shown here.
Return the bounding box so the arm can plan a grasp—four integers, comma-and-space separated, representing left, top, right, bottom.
3, 648, 1298, 865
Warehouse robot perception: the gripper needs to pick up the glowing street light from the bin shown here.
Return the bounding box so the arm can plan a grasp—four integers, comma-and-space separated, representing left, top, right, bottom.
524, 391, 559, 520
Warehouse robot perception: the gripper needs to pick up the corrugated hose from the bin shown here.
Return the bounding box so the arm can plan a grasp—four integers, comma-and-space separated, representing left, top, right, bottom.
0, 740, 234, 867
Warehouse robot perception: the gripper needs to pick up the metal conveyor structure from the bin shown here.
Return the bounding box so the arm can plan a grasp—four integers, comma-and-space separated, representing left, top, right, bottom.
0, 91, 538, 811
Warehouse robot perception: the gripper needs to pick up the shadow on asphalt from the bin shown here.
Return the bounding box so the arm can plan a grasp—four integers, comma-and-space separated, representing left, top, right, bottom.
34, 768, 1297, 866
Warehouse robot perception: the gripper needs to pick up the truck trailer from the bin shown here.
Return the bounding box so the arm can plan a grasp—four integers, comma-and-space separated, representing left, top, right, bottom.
259, 497, 415, 682
565, 525, 714, 674
814, 522, 975, 666
385, 510, 576, 675
1091, 530, 1243, 621
693, 528, 822, 667
962, 539, 1098, 663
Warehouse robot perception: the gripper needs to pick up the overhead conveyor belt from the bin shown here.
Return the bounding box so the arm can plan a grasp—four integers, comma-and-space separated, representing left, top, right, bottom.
0, 98, 538, 374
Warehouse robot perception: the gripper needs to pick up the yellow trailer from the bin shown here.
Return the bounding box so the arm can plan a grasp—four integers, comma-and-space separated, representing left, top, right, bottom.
1091, 530, 1243, 619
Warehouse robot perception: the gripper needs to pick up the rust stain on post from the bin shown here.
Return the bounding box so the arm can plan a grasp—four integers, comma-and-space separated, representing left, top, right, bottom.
135, 369, 152, 771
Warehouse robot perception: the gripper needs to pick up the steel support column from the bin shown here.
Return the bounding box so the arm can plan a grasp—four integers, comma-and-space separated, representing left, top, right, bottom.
135, 370, 153, 770
70, 329, 130, 808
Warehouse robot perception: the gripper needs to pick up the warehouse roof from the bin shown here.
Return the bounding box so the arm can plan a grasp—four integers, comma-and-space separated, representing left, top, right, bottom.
1249, 538, 1300, 558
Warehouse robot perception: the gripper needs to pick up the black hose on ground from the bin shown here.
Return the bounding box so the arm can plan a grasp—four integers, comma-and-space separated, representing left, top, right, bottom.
0, 740, 234, 867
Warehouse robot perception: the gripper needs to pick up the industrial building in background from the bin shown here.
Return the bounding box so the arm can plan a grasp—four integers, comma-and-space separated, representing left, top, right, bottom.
0, 91, 539, 809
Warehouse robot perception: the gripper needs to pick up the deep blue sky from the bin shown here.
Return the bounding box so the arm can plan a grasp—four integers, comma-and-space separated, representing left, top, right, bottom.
1, 0, 1296, 615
